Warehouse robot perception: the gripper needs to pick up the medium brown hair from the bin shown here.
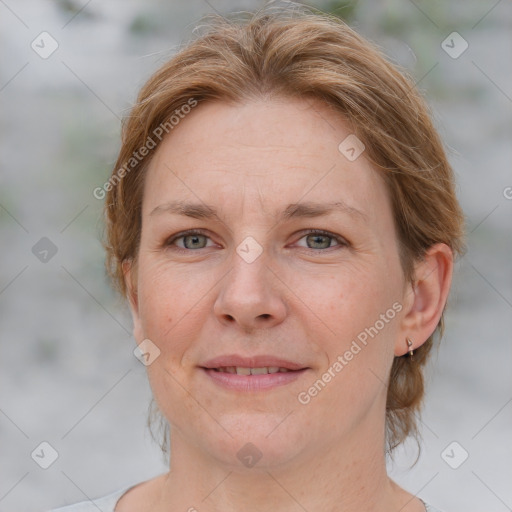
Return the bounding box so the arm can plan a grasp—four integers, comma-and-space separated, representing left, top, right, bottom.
104, 3, 466, 452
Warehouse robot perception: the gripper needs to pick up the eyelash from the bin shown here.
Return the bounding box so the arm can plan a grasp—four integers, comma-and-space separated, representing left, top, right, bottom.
164, 229, 349, 253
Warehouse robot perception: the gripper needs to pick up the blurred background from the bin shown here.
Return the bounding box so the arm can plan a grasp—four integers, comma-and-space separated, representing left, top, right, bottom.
0, 1, 511, 511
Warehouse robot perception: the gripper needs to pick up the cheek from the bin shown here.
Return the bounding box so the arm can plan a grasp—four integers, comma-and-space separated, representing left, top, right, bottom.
136, 256, 218, 367
137, 260, 190, 352
327, 266, 394, 335
318, 266, 400, 379
139, 275, 174, 336
137, 261, 207, 418
302, 285, 398, 438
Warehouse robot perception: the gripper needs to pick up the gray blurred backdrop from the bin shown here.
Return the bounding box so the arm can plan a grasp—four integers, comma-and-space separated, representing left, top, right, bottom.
1, 1, 511, 511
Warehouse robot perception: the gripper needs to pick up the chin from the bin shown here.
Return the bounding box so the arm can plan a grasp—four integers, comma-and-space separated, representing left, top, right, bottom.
200, 414, 307, 471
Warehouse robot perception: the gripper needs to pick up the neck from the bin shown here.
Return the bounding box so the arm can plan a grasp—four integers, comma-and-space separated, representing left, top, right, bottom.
152, 411, 406, 512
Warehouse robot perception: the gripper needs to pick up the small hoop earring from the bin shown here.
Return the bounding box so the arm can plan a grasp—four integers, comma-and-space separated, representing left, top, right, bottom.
406, 337, 414, 358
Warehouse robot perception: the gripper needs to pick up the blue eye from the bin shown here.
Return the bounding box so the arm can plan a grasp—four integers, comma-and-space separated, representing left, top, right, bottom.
166, 230, 212, 250
297, 230, 348, 250
165, 229, 348, 252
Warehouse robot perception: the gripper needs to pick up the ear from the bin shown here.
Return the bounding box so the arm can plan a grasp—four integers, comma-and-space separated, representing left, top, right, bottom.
122, 259, 144, 343
395, 243, 454, 356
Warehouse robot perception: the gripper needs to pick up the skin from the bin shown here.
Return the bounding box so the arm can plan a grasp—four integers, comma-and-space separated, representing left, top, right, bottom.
120, 96, 453, 512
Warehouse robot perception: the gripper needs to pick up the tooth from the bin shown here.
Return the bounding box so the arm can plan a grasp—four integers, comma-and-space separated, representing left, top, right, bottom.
220, 366, 292, 375
215, 367, 235, 373
250, 367, 269, 375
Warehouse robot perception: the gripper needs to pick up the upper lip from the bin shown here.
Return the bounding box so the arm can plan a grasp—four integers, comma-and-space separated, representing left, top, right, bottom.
201, 354, 309, 371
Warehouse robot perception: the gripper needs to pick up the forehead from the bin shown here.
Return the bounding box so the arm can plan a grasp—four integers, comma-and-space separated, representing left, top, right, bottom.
143, 97, 390, 225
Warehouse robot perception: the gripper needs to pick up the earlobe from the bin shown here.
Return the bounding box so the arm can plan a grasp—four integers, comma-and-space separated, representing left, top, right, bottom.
395, 243, 454, 356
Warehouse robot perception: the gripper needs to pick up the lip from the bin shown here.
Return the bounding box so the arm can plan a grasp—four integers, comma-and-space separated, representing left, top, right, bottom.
201, 367, 309, 391
201, 354, 308, 371
199, 354, 310, 392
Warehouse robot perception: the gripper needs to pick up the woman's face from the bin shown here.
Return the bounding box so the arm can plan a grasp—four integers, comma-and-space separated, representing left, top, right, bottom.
126, 97, 412, 469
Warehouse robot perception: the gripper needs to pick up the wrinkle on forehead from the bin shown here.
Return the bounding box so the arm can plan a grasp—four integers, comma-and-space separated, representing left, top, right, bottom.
142, 97, 391, 235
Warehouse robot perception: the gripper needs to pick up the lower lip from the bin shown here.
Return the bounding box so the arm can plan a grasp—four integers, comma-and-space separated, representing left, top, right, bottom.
201, 368, 308, 391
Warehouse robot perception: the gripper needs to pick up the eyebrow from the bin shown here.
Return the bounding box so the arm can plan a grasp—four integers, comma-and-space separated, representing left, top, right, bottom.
149, 200, 368, 222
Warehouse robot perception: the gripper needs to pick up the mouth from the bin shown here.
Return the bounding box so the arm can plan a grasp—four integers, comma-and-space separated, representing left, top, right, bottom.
208, 366, 297, 375
199, 354, 310, 391
200, 365, 309, 391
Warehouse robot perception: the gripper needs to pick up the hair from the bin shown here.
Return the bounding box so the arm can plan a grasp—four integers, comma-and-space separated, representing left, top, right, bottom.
103, 2, 466, 453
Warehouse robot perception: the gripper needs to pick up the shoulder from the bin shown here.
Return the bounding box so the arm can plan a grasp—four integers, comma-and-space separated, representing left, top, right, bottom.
48, 475, 166, 512
48, 485, 134, 512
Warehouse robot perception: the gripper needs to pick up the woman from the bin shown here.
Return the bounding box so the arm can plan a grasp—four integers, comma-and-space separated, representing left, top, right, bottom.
52, 4, 465, 511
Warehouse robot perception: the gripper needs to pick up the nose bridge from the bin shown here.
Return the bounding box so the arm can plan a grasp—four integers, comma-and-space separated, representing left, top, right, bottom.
225, 235, 272, 303
213, 233, 287, 329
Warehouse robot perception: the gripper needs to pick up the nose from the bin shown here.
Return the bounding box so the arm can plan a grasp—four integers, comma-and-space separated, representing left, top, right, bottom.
213, 248, 287, 332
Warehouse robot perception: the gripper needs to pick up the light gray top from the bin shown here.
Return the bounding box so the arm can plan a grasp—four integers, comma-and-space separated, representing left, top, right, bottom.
49, 486, 131, 511
49, 485, 444, 511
